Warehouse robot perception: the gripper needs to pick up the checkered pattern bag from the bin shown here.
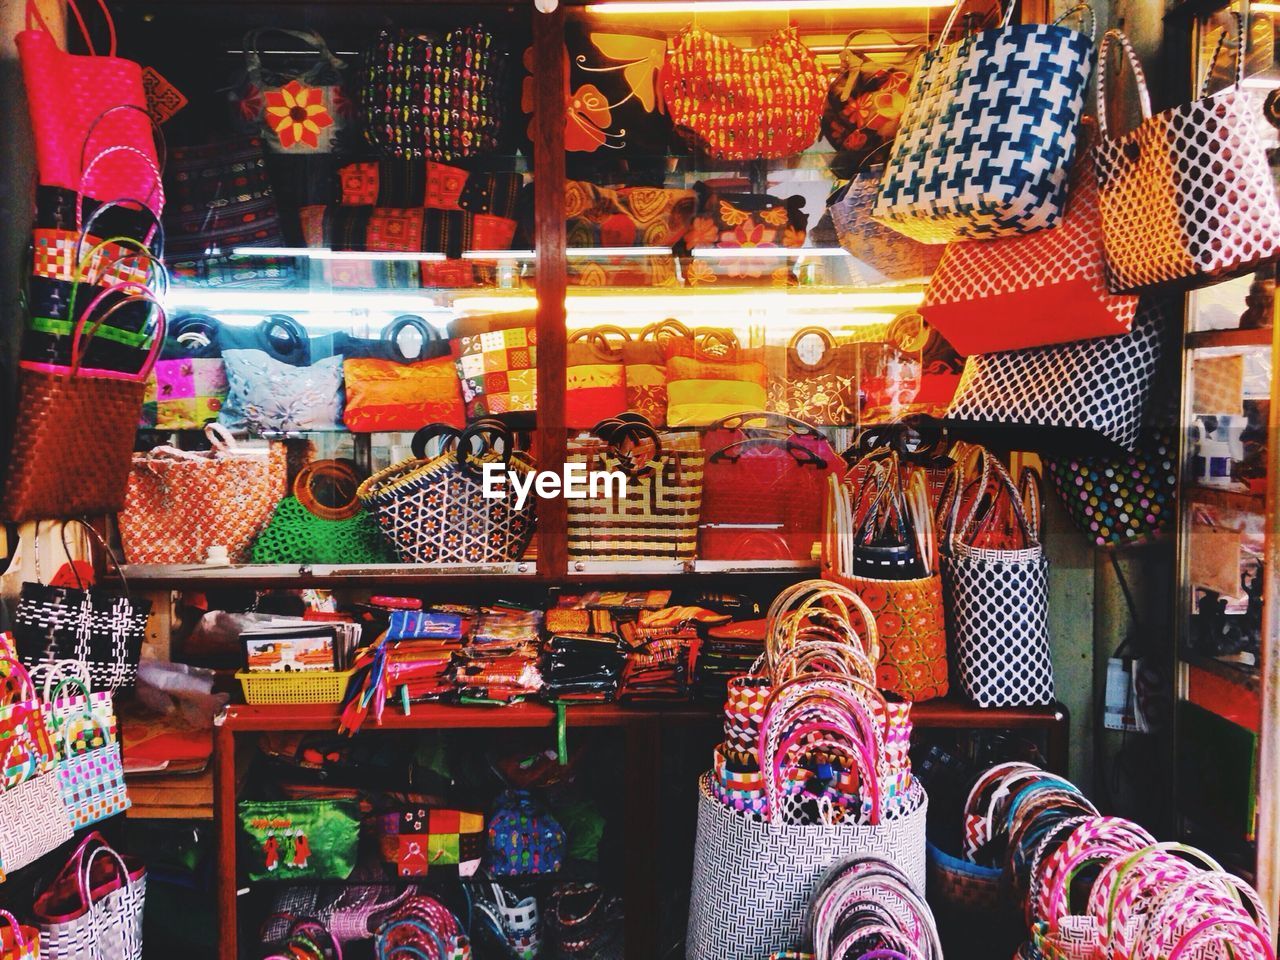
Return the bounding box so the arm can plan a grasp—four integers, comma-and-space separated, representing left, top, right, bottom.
0, 770, 74, 880
872, 1, 1094, 243
450, 312, 537, 420
55, 723, 129, 829
1094, 25, 1280, 292
944, 460, 1055, 708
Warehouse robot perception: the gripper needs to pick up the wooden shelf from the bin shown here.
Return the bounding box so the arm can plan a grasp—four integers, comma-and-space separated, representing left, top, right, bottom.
1186, 486, 1267, 513
1186, 328, 1274, 349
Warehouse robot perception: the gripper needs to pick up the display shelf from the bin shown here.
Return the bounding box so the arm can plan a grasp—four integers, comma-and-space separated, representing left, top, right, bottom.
1186, 328, 1275, 349
1185, 486, 1268, 513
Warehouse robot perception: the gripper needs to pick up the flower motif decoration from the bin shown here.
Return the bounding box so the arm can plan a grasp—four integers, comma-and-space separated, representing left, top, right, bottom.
264, 80, 334, 149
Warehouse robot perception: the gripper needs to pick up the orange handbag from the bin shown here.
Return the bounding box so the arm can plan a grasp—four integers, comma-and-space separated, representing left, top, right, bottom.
566, 326, 630, 429
343, 316, 465, 432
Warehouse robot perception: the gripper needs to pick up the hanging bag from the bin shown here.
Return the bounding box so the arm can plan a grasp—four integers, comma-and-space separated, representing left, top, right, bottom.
0, 650, 57, 791
31, 668, 115, 758
0, 766, 74, 882
34, 834, 146, 960
872, 1, 1094, 243
118, 424, 288, 564
921, 124, 1141, 355
238, 28, 347, 154
251, 458, 395, 565
12, 522, 151, 693
220, 314, 346, 433
1094, 24, 1280, 292
358, 420, 537, 564
0, 912, 38, 960
822, 33, 920, 167
53, 709, 128, 829
943, 458, 1055, 708
138, 314, 229, 430
1, 285, 166, 522
17, 0, 162, 204
342, 316, 465, 432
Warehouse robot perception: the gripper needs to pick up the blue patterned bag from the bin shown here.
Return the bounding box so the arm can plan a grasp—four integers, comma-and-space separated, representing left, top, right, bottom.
484, 790, 565, 877
873, 0, 1094, 244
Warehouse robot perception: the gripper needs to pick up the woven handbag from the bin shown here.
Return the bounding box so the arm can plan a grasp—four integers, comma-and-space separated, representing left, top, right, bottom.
1095, 24, 1280, 292
252, 459, 395, 565
943, 460, 1055, 708
699, 435, 835, 562
358, 421, 537, 564
17, 0, 162, 204
54, 727, 129, 829
661, 27, 826, 160
119, 425, 287, 565
829, 165, 942, 285
566, 422, 704, 561
34, 835, 146, 960
237, 28, 347, 154
31, 670, 115, 760
946, 296, 1172, 455
0, 650, 57, 791
765, 327, 865, 426
342, 317, 465, 432
361, 25, 508, 162
0, 770, 74, 880
921, 129, 1141, 356
0, 912, 39, 960
872, 1, 1093, 243
1, 287, 166, 522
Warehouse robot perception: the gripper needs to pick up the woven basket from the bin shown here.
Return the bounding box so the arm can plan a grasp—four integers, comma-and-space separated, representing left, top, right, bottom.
118, 429, 287, 564
359, 450, 536, 564
687, 774, 927, 960
0, 772, 74, 879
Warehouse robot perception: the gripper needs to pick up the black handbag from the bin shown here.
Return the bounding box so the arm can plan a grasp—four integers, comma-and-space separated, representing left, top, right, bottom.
11, 522, 151, 692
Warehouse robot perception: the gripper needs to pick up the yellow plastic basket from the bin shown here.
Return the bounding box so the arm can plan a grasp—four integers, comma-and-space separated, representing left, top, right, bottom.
235, 668, 355, 706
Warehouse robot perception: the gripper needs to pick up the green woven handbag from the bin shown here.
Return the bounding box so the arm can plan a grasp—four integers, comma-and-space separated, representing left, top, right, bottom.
251, 459, 395, 564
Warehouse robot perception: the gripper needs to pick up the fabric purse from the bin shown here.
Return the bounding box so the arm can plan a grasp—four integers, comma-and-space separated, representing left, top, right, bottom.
621, 319, 690, 427
682, 183, 808, 286
53, 714, 128, 829
699, 435, 835, 562
360, 25, 508, 162
946, 296, 1171, 454
162, 136, 293, 287
563, 181, 694, 287
566, 326, 630, 429
829, 167, 943, 284
119, 425, 287, 564
220, 351, 345, 433
138, 314, 228, 430
661, 27, 825, 160
484, 790, 565, 876
1093, 25, 1280, 291
0, 652, 57, 791
1, 287, 166, 522
765, 326, 862, 426
252, 458, 395, 565
342, 316, 466, 432
944, 459, 1055, 708
17, 0, 162, 204
872, 1, 1094, 243
238, 799, 359, 882
566, 421, 705, 561
237, 28, 348, 154
822, 34, 918, 168
664, 329, 768, 427
450, 311, 538, 420
358, 421, 537, 564
33, 833, 145, 960
922, 127, 1139, 355
0, 912, 38, 960
375, 806, 485, 878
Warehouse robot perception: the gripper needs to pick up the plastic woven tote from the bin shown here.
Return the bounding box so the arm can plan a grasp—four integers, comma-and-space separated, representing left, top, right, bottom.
829, 171, 942, 284
565, 427, 704, 561
0, 651, 57, 790
16, 0, 162, 205
871, 0, 1093, 243
1094, 24, 1280, 292
35, 837, 146, 960
0, 911, 39, 960
0, 772, 74, 880
686, 774, 927, 960
118, 426, 286, 564
55, 738, 129, 829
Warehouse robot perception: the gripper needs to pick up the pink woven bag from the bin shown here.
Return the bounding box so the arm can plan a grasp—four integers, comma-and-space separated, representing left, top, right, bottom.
17, 0, 163, 207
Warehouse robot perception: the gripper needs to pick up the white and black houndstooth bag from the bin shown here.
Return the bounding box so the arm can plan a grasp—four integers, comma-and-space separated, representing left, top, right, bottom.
1095, 24, 1280, 292
943, 459, 1055, 709
872, 1, 1094, 244
946, 296, 1171, 454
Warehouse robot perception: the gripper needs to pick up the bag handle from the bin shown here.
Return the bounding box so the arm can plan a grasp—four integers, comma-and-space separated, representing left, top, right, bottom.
956, 455, 1038, 549
381, 314, 441, 362
168, 314, 223, 356
59, 518, 131, 605
28, 660, 93, 702
694, 326, 740, 357
0, 912, 30, 953
412, 423, 463, 460
25, 0, 116, 57
1097, 30, 1154, 142
69, 283, 167, 381
935, 0, 1016, 49
568, 325, 632, 362
1101, 842, 1225, 939
456, 419, 517, 478
77, 144, 164, 221
79, 198, 165, 257
80, 104, 167, 185
1168, 918, 1275, 960
1051, 3, 1096, 40
1198, 10, 1246, 97
294, 459, 362, 522
244, 27, 346, 75
255, 314, 310, 363
709, 435, 828, 468
78, 843, 136, 907
0, 649, 37, 706
605, 419, 666, 480
710, 410, 825, 440
67, 235, 169, 328
639, 318, 693, 343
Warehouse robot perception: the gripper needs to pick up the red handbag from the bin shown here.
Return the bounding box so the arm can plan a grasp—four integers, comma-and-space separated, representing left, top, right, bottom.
921, 130, 1139, 355
566, 326, 630, 429
17, 0, 162, 207
699, 434, 837, 562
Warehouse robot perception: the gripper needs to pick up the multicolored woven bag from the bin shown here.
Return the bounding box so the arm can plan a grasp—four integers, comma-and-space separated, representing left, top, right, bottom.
0, 910, 39, 960
54, 729, 129, 829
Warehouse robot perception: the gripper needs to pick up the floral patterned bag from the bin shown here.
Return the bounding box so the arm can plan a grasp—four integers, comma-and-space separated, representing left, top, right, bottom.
237, 28, 348, 154
682, 182, 808, 287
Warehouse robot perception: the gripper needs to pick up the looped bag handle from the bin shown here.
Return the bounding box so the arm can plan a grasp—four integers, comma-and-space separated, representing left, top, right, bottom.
1167, 917, 1275, 960
1097, 30, 1155, 143
80, 104, 167, 183
66, 236, 169, 329
710, 435, 828, 469
773, 638, 879, 688
455, 418, 518, 479
1099, 842, 1224, 940
294, 459, 362, 522
568, 325, 633, 363
1198, 10, 1246, 97
26, 0, 117, 57
381, 315, 442, 362
58, 517, 132, 599
79, 198, 165, 257
69, 282, 167, 381
77, 144, 164, 220
710, 410, 826, 440
935, 0, 1016, 49
244, 27, 347, 79
0, 911, 32, 954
